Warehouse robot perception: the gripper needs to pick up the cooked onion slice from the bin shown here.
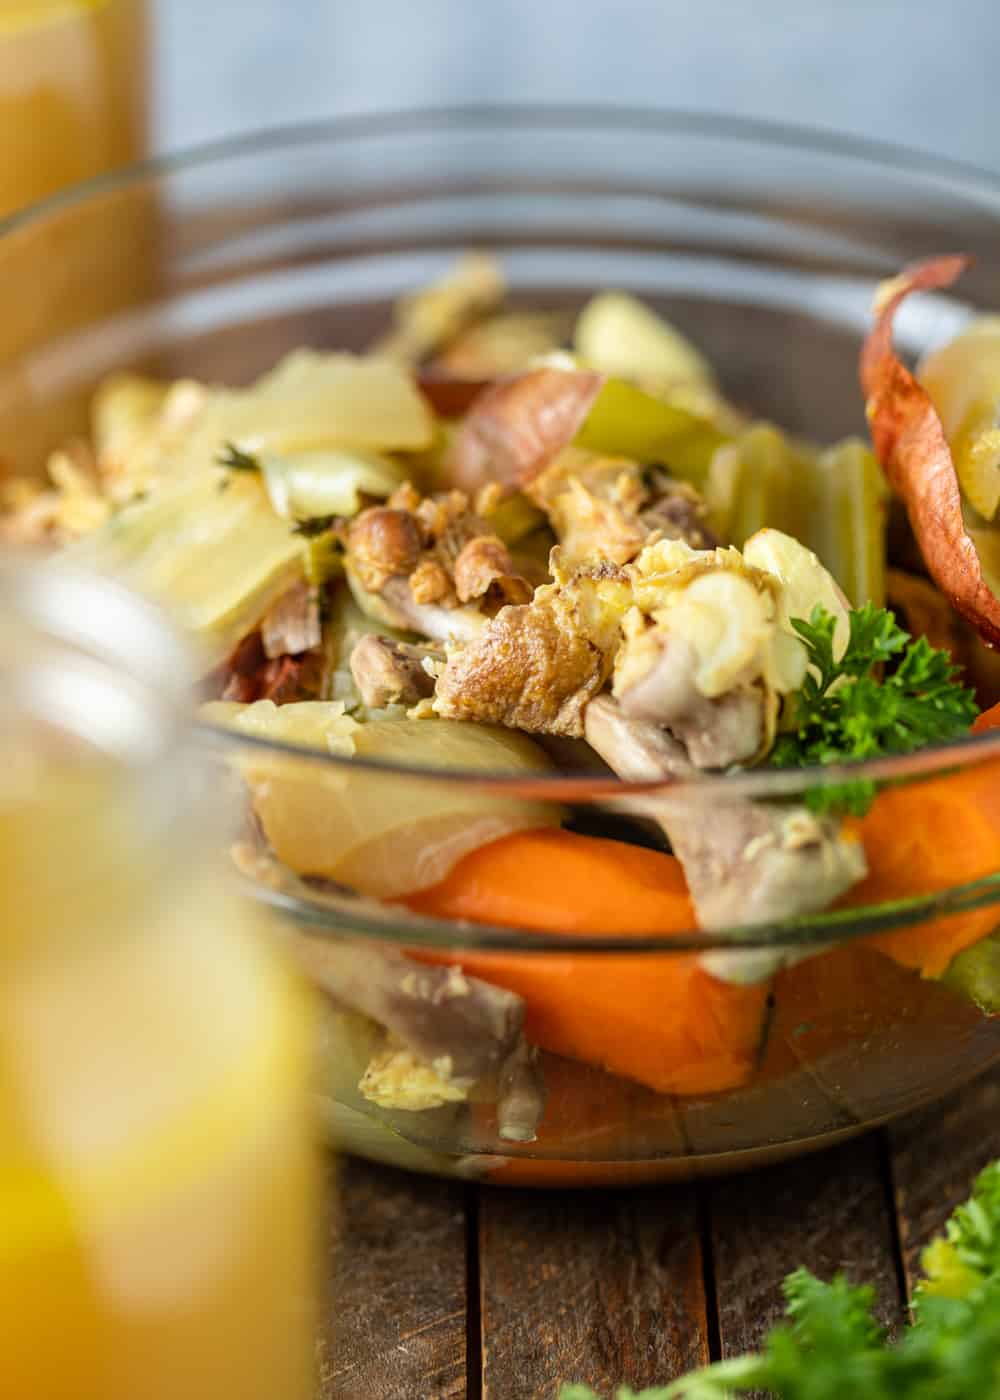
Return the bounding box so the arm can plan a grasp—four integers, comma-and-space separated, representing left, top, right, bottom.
446, 367, 605, 494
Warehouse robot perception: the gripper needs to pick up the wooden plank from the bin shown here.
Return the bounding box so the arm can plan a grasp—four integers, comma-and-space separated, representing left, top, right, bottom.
478, 1184, 708, 1399
707, 1132, 905, 1368
889, 1059, 1000, 1299
319, 1156, 468, 1400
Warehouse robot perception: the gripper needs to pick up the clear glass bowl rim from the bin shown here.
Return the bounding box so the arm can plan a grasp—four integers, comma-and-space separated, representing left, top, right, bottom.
10, 104, 1000, 950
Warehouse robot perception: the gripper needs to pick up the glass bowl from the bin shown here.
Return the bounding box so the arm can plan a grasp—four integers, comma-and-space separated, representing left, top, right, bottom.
6, 108, 1000, 1186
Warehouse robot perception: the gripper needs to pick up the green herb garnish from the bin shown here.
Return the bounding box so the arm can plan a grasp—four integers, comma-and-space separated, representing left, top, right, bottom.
770, 603, 977, 816
216, 441, 262, 472
291, 515, 339, 539
562, 1160, 1000, 1399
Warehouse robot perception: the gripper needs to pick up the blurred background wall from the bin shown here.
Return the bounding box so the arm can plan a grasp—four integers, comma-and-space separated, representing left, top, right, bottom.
155, 0, 995, 168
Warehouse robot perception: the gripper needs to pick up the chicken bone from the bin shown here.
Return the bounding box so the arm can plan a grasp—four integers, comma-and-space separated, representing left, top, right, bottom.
297, 939, 525, 1082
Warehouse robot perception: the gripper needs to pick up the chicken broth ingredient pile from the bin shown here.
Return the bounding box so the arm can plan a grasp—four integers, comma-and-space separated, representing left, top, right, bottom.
1, 253, 993, 950
561, 1159, 1000, 1399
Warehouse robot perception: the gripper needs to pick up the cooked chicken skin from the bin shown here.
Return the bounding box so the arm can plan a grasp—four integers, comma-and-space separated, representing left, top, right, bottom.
433, 562, 632, 736
343, 485, 532, 641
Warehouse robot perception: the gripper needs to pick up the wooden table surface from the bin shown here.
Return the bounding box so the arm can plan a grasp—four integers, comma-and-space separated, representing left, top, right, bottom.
320, 1061, 1000, 1399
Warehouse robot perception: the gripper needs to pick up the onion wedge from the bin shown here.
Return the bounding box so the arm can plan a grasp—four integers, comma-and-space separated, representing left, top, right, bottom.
446, 367, 605, 493
860, 254, 1000, 646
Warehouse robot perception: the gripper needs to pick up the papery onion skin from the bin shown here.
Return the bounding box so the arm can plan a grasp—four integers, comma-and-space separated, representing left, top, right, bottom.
860, 254, 1000, 647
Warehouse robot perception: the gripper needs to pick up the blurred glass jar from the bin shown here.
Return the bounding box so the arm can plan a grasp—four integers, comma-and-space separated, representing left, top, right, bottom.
0, 553, 318, 1400
0, 0, 149, 219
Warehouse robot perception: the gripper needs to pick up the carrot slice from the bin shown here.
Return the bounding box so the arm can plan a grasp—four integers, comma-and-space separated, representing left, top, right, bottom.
402, 828, 769, 1096
973, 702, 1000, 734
847, 753, 1000, 977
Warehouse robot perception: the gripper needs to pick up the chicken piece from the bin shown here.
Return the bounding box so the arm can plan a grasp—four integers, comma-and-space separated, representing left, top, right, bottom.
346, 506, 424, 594
0, 443, 109, 546
297, 940, 525, 1081
612, 627, 767, 769
216, 630, 268, 703
452, 533, 527, 604
348, 634, 439, 709
583, 697, 866, 936
343, 487, 532, 641
351, 573, 488, 644
357, 1027, 546, 1143
260, 580, 321, 659
433, 530, 837, 759
640, 476, 719, 550
256, 650, 327, 704
527, 449, 718, 567
623, 540, 807, 696
607, 539, 808, 766
215, 626, 327, 704
496, 1040, 547, 1144
433, 561, 632, 736
359, 1037, 475, 1111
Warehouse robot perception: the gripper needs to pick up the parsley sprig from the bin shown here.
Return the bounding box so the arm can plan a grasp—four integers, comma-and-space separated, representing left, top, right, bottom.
216, 441, 262, 472
770, 603, 977, 816
562, 1161, 1000, 1400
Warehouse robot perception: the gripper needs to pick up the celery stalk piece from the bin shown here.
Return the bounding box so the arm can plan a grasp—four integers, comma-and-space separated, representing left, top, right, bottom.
705, 423, 811, 545
942, 928, 1000, 1013
919, 316, 1000, 521
478, 490, 547, 548
258, 448, 406, 520
301, 530, 344, 588
808, 438, 887, 608
573, 377, 728, 486
574, 290, 715, 389
68, 472, 305, 669
707, 428, 885, 607
167, 352, 435, 476
968, 527, 1000, 598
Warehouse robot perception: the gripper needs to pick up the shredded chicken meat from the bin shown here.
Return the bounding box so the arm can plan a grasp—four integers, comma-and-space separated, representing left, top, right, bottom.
527, 449, 718, 566
260, 581, 322, 659
348, 634, 439, 710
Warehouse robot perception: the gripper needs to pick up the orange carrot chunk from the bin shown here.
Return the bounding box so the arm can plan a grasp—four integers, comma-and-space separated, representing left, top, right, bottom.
402, 828, 769, 1097
849, 729, 1000, 976
973, 702, 1000, 734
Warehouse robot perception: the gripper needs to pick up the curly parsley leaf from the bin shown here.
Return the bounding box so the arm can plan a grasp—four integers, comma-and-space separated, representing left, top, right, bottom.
770, 603, 977, 816
560, 1162, 1000, 1400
